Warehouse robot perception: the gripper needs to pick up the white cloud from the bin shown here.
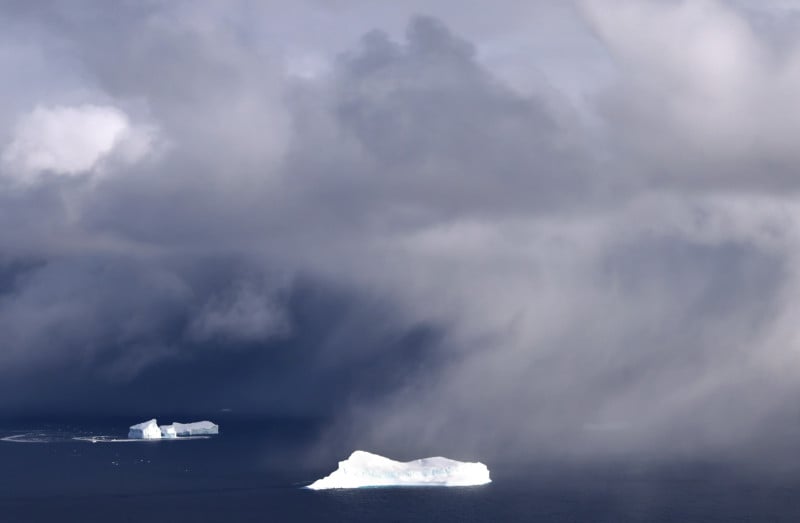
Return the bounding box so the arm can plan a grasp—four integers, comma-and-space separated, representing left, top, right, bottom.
1, 104, 151, 184
581, 0, 800, 166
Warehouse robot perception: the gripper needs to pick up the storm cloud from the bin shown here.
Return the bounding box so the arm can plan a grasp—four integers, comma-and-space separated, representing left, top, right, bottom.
2, 0, 800, 463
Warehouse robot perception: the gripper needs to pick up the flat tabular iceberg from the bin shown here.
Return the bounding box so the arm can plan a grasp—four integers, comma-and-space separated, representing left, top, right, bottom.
128, 419, 161, 439
168, 421, 218, 436
306, 450, 491, 490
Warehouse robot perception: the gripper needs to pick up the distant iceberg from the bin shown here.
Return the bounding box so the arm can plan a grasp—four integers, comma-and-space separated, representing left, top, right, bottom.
128, 419, 218, 439
306, 450, 491, 490
128, 419, 161, 439
167, 421, 218, 436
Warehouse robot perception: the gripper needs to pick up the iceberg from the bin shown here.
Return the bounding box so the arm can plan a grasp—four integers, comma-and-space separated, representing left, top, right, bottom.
127, 419, 218, 440
167, 421, 219, 436
128, 419, 162, 439
306, 450, 491, 490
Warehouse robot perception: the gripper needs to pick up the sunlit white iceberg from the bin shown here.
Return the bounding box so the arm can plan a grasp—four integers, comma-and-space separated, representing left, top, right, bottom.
307, 450, 491, 490
128, 419, 161, 439
160, 425, 177, 438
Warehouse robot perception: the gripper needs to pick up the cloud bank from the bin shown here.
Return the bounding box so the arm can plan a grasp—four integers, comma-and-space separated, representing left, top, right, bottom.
2, 0, 800, 463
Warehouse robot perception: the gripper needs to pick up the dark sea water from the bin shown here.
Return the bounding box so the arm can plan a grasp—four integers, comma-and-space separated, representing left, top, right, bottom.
3, 418, 800, 522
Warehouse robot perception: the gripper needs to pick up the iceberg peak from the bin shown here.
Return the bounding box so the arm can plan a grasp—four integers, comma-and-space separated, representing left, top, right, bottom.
128, 419, 161, 439
307, 450, 491, 490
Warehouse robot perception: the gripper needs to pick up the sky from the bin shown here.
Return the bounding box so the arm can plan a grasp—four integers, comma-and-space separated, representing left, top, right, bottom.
3, 0, 800, 463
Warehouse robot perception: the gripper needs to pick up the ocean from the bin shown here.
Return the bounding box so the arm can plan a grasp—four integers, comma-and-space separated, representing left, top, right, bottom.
2, 418, 800, 522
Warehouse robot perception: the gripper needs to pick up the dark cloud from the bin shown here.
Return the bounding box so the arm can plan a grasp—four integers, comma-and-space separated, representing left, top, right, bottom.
1, 0, 800, 463
0, 257, 444, 421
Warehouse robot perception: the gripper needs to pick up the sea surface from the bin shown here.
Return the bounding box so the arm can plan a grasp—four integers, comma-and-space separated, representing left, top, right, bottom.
2, 417, 800, 522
